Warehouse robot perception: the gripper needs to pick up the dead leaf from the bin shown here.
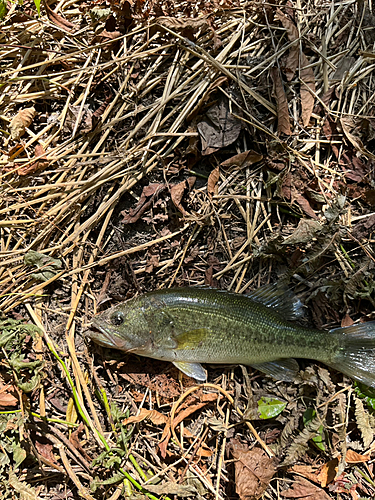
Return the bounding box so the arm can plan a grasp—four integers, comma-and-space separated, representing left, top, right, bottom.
281, 171, 293, 200
300, 53, 315, 127
172, 392, 217, 431
207, 166, 220, 198
69, 422, 92, 462
270, 67, 291, 135
340, 117, 365, 152
0, 384, 18, 408
197, 98, 242, 155
170, 177, 196, 215
121, 183, 166, 224
8, 143, 25, 161
18, 144, 48, 176
323, 117, 369, 182
145, 482, 197, 497
44, 2, 75, 30
35, 436, 57, 464
156, 16, 209, 38
230, 440, 276, 500
317, 458, 339, 487
362, 189, 375, 206
187, 76, 228, 121
10, 107, 36, 140
341, 314, 354, 327
159, 392, 218, 457
275, 9, 299, 81
294, 194, 318, 219
220, 150, 263, 169
145, 252, 160, 273
288, 465, 320, 484
64, 105, 93, 135
92, 29, 122, 48
275, 9, 315, 126
283, 219, 322, 245
123, 408, 168, 426
281, 477, 331, 499
345, 449, 370, 464
183, 428, 213, 457
351, 214, 375, 240
92, 94, 113, 121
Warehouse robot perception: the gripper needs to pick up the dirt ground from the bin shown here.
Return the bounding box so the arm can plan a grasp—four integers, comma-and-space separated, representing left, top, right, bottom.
1, 0, 375, 498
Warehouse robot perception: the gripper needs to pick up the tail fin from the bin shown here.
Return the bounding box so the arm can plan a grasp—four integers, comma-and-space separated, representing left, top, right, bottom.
328, 322, 375, 387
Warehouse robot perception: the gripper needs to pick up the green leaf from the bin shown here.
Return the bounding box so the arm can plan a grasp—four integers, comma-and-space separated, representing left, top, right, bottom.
303, 408, 326, 451
302, 407, 316, 425
0, 0, 7, 20
12, 445, 27, 468
257, 397, 286, 419
33, 0, 41, 16
355, 382, 375, 411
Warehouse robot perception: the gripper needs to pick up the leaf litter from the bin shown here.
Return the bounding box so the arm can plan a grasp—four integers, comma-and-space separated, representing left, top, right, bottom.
1, 0, 375, 499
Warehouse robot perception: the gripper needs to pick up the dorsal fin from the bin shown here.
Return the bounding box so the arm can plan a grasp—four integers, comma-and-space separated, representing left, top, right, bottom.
247, 283, 304, 321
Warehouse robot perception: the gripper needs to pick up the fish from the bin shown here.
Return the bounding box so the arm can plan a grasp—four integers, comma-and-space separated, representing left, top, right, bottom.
87, 284, 375, 387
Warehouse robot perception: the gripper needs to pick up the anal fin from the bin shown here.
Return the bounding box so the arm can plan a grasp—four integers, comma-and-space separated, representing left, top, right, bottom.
173, 361, 207, 381
250, 358, 299, 382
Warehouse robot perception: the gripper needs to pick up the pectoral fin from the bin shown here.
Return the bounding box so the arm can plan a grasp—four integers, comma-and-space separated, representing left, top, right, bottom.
251, 358, 299, 382
173, 361, 207, 381
175, 328, 209, 350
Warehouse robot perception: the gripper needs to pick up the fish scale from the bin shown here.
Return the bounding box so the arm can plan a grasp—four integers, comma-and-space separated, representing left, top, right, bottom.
88, 284, 375, 387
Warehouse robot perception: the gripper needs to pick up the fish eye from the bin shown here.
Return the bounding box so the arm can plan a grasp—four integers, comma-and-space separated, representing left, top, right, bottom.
110, 312, 125, 326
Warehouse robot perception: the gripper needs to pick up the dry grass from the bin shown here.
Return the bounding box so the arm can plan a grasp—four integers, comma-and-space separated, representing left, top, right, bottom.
1, 0, 375, 498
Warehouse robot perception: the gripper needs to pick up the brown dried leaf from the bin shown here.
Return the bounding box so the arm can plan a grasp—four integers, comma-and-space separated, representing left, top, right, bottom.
317, 458, 338, 487
341, 314, 354, 327
156, 16, 209, 35
281, 171, 293, 200
64, 105, 93, 135
170, 177, 196, 215
283, 219, 322, 245
8, 143, 25, 161
275, 9, 299, 81
35, 437, 57, 464
281, 477, 331, 499
121, 183, 166, 224
207, 166, 220, 198
300, 53, 315, 127
340, 117, 365, 152
197, 98, 242, 155
288, 465, 320, 484
183, 428, 213, 457
172, 393, 217, 431
187, 76, 228, 121
270, 67, 291, 135
294, 194, 318, 219
69, 422, 92, 462
220, 150, 263, 169
345, 449, 370, 464
10, 107, 36, 140
352, 214, 375, 240
18, 144, 48, 176
123, 408, 168, 426
230, 440, 276, 500
92, 30, 122, 48
44, 3, 75, 30
0, 384, 18, 408
159, 392, 218, 457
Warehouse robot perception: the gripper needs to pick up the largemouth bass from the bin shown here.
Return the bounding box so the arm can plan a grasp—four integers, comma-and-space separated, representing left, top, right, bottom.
88, 284, 375, 386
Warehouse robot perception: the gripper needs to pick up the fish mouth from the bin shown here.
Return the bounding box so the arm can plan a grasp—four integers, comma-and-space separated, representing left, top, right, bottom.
86, 320, 119, 349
